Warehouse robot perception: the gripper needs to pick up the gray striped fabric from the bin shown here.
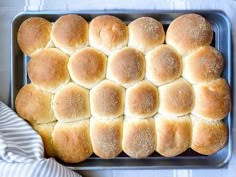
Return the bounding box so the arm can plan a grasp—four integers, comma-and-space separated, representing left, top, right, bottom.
0, 102, 81, 177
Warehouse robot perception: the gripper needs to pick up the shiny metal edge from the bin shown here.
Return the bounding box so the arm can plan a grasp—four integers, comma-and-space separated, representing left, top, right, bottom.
10, 10, 232, 169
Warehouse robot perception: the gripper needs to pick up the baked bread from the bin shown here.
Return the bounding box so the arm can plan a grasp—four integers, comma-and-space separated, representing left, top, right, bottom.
107, 47, 145, 88
32, 122, 56, 157
191, 115, 228, 155
28, 48, 70, 93
128, 17, 165, 53
146, 44, 182, 86
158, 78, 194, 116
53, 82, 90, 122
15, 13, 231, 161
68, 47, 107, 89
122, 117, 156, 158
182, 46, 224, 84
154, 114, 191, 157
89, 15, 128, 55
166, 13, 213, 56
52, 120, 93, 163
17, 17, 53, 56
90, 80, 125, 119
192, 78, 231, 120
15, 84, 55, 124
51, 14, 88, 55
90, 116, 123, 159
125, 80, 159, 118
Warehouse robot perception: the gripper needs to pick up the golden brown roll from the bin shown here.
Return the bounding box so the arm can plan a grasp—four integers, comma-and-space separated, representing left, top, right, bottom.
191, 115, 228, 155
53, 82, 90, 122
107, 47, 145, 88
17, 17, 53, 56
89, 15, 128, 55
15, 84, 55, 124
182, 46, 224, 84
125, 80, 158, 118
146, 44, 182, 86
90, 116, 123, 159
68, 47, 107, 89
128, 17, 165, 53
158, 78, 194, 116
51, 14, 88, 55
192, 78, 231, 120
52, 120, 92, 163
154, 114, 191, 157
32, 122, 56, 157
122, 117, 156, 158
166, 13, 213, 56
90, 80, 125, 119
28, 48, 70, 93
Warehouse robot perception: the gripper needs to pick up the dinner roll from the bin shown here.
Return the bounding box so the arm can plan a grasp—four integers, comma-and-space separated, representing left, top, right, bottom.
125, 80, 159, 118
192, 78, 231, 120
90, 80, 125, 119
122, 117, 156, 158
158, 78, 194, 116
146, 44, 182, 86
166, 13, 213, 56
68, 47, 107, 89
53, 82, 90, 122
15, 84, 55, 124
182, 46, 224, 84
51, 14, 88, 55
17, 17, 53, 56
52, 120, 92, 163
128, 17, 165, 53
154, 114, 191, 157
89, 15, 128, 55
32, 122, 56, 157
107, 47, 145, 88
191, 115, 228, 155
28, 48, 70, 93
90, 116, 123, 159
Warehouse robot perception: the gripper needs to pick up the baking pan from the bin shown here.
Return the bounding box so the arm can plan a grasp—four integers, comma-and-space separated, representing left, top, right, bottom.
11, 10, 232, 169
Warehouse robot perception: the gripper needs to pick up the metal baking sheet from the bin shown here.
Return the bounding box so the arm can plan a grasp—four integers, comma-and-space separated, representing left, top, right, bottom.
11, 10, 232, 169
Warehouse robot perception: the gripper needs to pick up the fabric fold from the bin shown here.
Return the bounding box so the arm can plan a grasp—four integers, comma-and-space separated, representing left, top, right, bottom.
0, 102, 43, 163
0, 102, 81, 177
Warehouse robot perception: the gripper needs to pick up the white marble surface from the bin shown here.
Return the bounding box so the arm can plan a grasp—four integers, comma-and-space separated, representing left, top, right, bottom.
0, 0, 235, 176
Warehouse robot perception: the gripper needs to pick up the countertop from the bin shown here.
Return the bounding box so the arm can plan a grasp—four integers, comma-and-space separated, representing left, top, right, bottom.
0, 0, 235, 177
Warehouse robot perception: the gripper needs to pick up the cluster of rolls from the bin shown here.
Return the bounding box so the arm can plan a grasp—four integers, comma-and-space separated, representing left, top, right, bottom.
15, 13, 231, 163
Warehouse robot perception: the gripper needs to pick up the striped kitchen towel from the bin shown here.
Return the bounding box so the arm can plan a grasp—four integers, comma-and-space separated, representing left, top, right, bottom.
0, 101, 81, 177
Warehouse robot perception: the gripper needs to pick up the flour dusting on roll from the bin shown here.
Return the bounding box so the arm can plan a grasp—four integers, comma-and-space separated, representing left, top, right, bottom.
166, 13, 213, 56
158, 78, 194, 116
125, 80, 159, 118
53, 82, 90, 122
128, 17, 165, 53
90, 80, 125, 119
107, 47, 145, 88
89, 15, 128, 55
90, 116, 123, 159
51, 14, 88, 55
122, 117, 156, 158
17, 17, 53, 56
146, 44, 182, 86
182, 46, 224, 84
